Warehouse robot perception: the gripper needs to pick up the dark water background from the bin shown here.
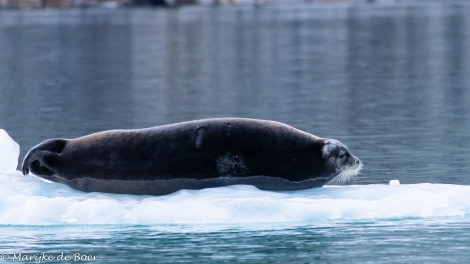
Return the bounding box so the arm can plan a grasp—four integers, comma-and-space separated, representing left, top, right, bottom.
2, 3, 470, 186
1, 3, 470, 263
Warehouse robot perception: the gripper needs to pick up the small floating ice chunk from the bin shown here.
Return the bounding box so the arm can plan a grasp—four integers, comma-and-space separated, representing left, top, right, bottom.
0, 129, 20, 171
389, 179, 400, 185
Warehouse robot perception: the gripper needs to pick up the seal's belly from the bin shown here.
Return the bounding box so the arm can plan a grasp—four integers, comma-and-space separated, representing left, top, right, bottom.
55, 174, 338, 195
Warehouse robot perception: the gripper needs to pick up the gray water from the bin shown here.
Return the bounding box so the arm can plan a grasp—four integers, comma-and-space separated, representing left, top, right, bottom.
2, 220, 470, 263
1, 2, 470, 263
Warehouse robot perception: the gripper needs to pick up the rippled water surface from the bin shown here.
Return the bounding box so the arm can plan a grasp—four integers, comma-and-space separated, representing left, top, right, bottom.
1, 2, 470, 263
1, 220, 469, 263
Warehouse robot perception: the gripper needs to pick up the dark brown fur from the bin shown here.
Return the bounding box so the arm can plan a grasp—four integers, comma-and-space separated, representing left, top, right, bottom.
22, 118, 361, 195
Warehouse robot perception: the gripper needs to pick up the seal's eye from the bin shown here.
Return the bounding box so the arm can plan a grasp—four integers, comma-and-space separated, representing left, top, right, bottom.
338, 153, 346, 159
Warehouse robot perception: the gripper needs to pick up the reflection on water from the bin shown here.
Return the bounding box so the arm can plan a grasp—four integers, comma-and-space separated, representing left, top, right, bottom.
1, 4, 470, 185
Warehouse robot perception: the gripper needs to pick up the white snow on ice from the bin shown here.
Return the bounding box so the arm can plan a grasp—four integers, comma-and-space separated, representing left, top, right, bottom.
1, 129, 469, 226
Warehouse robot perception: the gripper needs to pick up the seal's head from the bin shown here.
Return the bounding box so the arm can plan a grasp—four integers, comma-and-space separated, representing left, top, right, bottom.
322, 139, 362, 183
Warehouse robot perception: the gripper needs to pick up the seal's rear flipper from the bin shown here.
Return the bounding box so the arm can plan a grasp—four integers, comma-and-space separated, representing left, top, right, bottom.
22, 139, 66, 176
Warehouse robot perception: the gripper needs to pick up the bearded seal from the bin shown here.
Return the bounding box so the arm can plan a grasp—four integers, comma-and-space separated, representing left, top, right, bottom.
21, 118, 362, 195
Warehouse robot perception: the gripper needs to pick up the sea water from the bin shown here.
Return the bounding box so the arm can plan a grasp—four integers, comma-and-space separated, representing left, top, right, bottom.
1, 131, 470, 263
2, 2, 470, 263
